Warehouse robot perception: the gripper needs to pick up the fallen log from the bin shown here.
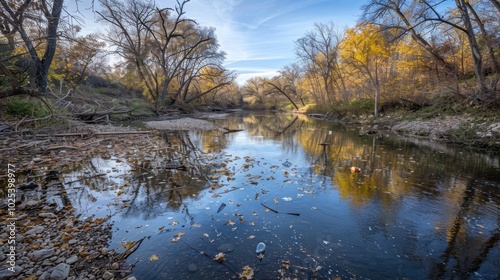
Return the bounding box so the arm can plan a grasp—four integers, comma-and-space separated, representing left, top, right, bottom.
34, 131, 153, 138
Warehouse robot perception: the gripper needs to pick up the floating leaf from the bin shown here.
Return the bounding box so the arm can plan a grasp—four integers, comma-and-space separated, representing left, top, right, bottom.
171, 231, 185, 242
169, 221, 179, 226
224, 219, 236, 226
239, 265, 254, 279
158, 226, 165, 231
282, 260, 290, 269
213, 252, 226, 263
257, 252, 264, 260
248, 235, 255, 239
273, 198, 279, 204
149, 254, 159, 261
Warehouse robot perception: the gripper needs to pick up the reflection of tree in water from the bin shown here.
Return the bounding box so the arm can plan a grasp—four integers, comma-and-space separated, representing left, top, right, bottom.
121, 130, 226, 220
430, 179, 500, 279
242, 114, 305, 140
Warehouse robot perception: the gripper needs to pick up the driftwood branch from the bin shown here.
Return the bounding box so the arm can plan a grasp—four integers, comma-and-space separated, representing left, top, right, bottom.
223, 128, 244, 134
65, 173, 107, 184
34, 131, 153, 138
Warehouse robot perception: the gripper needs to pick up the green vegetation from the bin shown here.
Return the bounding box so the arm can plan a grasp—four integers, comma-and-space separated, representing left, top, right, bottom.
6, 97, 49, 118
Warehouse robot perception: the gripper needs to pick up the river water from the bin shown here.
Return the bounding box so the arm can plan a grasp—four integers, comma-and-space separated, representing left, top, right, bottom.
64, 113, 500, 279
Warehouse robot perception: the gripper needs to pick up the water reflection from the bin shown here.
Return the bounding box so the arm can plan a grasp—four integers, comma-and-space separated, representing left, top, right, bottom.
64, 113, 499, 279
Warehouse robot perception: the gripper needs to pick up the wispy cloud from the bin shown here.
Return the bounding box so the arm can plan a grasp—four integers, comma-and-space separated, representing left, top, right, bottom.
182, 0, 361, 83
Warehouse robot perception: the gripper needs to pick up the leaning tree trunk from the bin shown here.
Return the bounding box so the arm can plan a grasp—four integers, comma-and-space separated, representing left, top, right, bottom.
455, 0, 489, 99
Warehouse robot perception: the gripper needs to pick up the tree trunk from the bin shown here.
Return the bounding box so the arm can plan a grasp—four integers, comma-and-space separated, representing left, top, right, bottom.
466, 2, 499, 73
37, 0, 63, 93
455, 0, 489, 97
393, 6, 456, 75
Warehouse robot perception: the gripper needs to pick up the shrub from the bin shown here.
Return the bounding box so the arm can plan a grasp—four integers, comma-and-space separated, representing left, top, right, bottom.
6, 97, 48, 118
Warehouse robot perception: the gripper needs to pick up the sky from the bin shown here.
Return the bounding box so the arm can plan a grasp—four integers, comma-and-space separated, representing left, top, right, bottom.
69, 0, 365, 85
183, 0, 365, 84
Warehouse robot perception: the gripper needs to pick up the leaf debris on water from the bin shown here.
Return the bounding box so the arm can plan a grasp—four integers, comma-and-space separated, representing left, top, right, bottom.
213, 252, 226, 263
170, 231, 185, 243
239, 265, 254, 280
149, 254, 159, 261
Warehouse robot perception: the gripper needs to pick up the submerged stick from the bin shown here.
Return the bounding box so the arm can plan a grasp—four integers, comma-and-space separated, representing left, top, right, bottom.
259, 202, 300, 216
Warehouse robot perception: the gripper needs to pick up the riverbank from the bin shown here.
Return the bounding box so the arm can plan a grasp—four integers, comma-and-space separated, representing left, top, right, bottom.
0, 123, 153, 280
319, 109, 500, 153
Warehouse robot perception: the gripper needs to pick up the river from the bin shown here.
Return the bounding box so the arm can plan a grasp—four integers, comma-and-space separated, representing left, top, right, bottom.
63, 112, 500, 279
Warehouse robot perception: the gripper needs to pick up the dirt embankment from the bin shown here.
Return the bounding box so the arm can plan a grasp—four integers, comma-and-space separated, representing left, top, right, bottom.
353, 115, 500, 151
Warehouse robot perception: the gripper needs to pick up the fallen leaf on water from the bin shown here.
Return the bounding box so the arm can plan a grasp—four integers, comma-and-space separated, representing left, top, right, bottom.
213, 252, 226, 263
249, 222, 256, 226
191, 223, 201, 228
239, 265, 254, 280
135, 225, 142, 229
239, 217, 245, 224
273, 198, 279, 204
149, 254, 159, 261
203, 233, 209, 238
248, 235, 255, 239
169, 221, 179, 226
158, 226, 165, 231
171, 231, 185, 243
224, 219, 236, 226
282, 260, 290, 269
257, 252, 264, 260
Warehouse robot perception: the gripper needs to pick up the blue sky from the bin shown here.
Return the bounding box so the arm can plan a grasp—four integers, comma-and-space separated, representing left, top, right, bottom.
69, 0, 365, 85
182, 0, 365, 84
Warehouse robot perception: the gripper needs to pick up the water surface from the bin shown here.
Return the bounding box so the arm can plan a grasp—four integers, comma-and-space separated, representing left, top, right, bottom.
64, 113, 500, 279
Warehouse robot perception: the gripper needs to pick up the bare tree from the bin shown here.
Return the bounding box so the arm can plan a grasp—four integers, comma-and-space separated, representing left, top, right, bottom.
362, 0, 457, 74
0, 0, 64, 93
98, 0, 228, 107
295, 22, 343, 102
454, 0, 489, 97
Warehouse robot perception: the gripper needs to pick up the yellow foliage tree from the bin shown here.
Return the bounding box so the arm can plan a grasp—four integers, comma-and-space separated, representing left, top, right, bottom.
340, 23, 389, 117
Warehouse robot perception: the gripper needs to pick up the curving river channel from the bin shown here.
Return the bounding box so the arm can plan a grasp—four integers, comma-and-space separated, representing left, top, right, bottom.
64, 113, 500, 279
